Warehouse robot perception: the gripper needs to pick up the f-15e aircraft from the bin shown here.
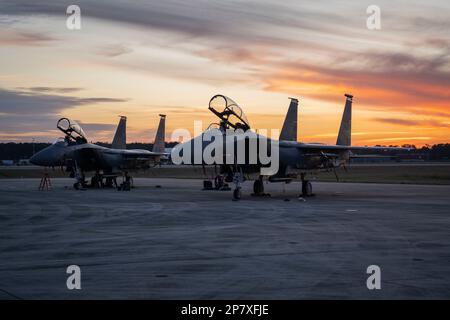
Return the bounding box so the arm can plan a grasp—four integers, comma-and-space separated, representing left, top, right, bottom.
173, 94, 409, 200
30, 114, 167, 189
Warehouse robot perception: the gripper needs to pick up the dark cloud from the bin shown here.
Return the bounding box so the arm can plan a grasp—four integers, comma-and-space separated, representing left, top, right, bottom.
266, 48, 450, 110
375, 118, 450, 128
95, 44, 133, 57
71, 121, 117, 139
409, 16, 450, 32
0, 1, 357, 46
0, 114, 58, 133
0, 29, 56, 46
3, 1, 449, 86
2, 0, 449, 142
18, 87, 83, 93
76, 97, 129, 104
75, 121, 116, 131
0, 88, 128, 141
0, 117, 118, 142
374, 118, 421, 126
2, 1, 448, 49
142, 105, 203, 113
0, 88, 128, 115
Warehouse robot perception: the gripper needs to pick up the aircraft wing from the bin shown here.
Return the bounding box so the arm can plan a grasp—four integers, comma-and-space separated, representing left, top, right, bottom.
70, 144, 167, 158
108, 149, 165, 169
67, 145, 168, 171
348, 154, 398, 159
279, 141, 410, 152
107, 149, 166, 158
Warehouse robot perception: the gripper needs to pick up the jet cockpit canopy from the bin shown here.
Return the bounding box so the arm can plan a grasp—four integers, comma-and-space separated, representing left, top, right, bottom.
208, 95, 250, 131
57, 118, 88, 144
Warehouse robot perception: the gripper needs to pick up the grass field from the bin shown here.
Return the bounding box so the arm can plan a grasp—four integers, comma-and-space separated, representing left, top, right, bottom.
314, 164, 450, 184
1, 163, 450, 185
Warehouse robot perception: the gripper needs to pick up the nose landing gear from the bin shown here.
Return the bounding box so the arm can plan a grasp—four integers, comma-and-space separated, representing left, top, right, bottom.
232, 169, 244, 201
300, 173, 314, 197
72, 162, 87, 190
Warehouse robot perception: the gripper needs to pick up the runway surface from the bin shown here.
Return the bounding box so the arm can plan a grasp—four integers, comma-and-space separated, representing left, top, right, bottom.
0, 178, 450, 299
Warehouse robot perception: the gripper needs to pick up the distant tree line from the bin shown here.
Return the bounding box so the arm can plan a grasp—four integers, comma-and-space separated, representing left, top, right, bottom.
0, 142, 449, 161
349, 144, 450, 161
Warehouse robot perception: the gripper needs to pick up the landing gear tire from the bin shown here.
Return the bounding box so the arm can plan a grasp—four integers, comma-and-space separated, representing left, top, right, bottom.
91, 176, 99, 188
233, 187, 242, 201
231, 167, 244, 200
105, 177, 114, 188
214, 175, 225, 190
302, 180, 313, 197
253, 179, 264, 195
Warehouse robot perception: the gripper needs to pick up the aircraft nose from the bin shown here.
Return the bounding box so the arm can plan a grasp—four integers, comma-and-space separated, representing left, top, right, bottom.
30, 148, 55, 166
30, 150, 46, 166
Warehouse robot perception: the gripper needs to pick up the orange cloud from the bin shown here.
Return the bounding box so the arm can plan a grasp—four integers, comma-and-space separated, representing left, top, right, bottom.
261, 57, 450, 146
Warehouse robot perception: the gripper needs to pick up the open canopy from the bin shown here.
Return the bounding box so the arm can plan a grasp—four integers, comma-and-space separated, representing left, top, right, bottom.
208, 94, 250, 131
57, 118, 88, 143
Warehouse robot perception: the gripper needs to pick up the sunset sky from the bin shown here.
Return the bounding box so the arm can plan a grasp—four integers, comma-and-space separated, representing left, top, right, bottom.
1, 1, 449, 146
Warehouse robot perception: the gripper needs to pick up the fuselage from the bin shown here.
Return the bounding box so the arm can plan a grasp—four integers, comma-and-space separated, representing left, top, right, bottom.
30, 140, 159, 173
172, 130, 340, 177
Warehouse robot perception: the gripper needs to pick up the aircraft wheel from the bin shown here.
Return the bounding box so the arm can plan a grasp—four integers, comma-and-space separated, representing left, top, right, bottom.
214, 175, 224, 189
302, 181, 313, 197
253, 179, 264, 195
233, 188, 242, 200
73, 182, 80, 190
91, 176, 99, 188
105, 177, 113, 188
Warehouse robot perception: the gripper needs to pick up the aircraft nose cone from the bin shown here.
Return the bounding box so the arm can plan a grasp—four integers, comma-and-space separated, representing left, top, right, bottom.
30, 148, 56, 166
30, 151, 45, 166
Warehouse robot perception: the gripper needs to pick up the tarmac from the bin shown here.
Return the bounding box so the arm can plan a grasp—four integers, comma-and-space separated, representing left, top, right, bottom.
0, 178, 450, 299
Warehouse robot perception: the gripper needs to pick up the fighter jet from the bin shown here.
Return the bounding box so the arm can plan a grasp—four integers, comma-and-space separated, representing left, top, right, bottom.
172, 94, 410, 200
30, 114, 167, 189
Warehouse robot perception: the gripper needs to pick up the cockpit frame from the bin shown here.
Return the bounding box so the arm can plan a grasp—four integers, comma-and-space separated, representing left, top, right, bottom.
57, 118, 88, 144
208, 95, 251, 131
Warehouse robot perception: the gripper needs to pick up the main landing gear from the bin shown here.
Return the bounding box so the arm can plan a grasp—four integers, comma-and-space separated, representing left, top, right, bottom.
251, 176, 270, 197
204, 172, 315, 200
69, 166, 120, 190
214, 175, 225, 190
117, 171, 133, 191
90, 171, 104, 188
202, 175, 231, 191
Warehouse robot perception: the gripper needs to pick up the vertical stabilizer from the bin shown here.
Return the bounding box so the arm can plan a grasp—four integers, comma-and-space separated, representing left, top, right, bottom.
336, 94, 353, 146
112, 116, 127, 149
279, 97, 298, 141
152, 114, 166, 153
